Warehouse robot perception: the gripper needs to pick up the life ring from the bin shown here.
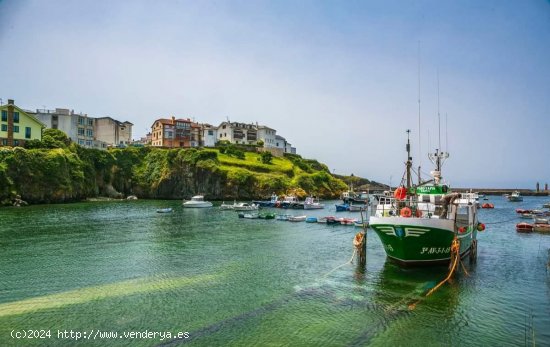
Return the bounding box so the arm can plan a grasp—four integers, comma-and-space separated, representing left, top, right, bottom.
400, 207, 412, 218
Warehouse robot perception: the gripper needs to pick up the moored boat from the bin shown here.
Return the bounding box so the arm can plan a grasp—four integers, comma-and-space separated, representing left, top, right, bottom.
156, 207, 173, 213
481, 203, 494, 209
305, 216, 318, 223
234, 203, 260, 211
258, 212, 276, 219
516, 222, 534, 233
303, 196, 324, 210
533, 223, 550, 233
287, 215, 307, 222
507, 191, 523, 202
220, 201, 237, 210
183, 195, 213, 208
369, 133, 479, 267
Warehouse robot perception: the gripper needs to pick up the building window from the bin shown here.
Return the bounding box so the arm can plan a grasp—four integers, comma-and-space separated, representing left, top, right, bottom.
86, 129, 93, 137
25, 127, 31, 139
14, 125, 19, 133
87, 119, 93, 126
78, 127, 84, 136
1, 110, 6, 121
1, 124, 6, 131
78, 139, 85, 145
2, 139, 7, 145
86, 140, 92, 147
13, 112, 19, 123
208, 130, 213, 135
14, 140, 19, 146
78, 117, 84, 125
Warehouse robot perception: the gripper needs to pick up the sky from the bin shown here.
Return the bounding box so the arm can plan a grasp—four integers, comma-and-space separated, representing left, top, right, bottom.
0, 0, 549, 189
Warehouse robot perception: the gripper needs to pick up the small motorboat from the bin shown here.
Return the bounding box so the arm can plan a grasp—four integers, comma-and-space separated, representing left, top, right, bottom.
276, 214, 291, 221
520, 213, 534, 219
305, 217, 318, 223
156, 208, 173, 213
340, 218, 358, 226
542, 202, 550, 209
183, 195, 213, 208
238, 212, 259, 219
335, 204, 349, 212
507, 191, 523, 202
516, 209, 532, 214
258, 212, 276, 219
288, 215, 307, 222
481, 203, 494, 209
533, 223, 550, 233
516, 222, 534, 233
219, 201, 237, 210
234, 203, 260, 211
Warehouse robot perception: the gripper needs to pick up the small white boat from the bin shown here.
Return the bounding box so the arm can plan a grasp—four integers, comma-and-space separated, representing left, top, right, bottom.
238, 212, 259, 219
303, 196, 324, 210
183, 195, 213, 208
287, 215, 307, 222
276, 214, 291, 221
219, 201, 237, 210
233, 203, 259, 211
507, 191, 523, 202
156, 208, 173, 213
542, 202, 550, 208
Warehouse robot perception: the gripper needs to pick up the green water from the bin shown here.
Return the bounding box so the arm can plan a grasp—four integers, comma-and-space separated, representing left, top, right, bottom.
1, 197, 549, 346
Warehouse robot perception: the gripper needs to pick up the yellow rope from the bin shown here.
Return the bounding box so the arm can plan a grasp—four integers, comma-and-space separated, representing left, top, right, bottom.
425, 237, 460, 297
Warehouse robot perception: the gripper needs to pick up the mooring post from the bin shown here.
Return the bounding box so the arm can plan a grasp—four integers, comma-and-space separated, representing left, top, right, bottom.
359, 230, 366, 266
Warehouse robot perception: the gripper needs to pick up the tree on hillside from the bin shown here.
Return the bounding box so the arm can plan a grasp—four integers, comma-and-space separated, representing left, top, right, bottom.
259, 151, 273, 164
24, 128, 72, 149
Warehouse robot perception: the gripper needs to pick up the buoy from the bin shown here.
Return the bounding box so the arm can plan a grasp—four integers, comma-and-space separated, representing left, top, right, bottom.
394, 186, 407, 200
458, 226, 466, 233
477, 223, 485, 231
400, 207, 412, 218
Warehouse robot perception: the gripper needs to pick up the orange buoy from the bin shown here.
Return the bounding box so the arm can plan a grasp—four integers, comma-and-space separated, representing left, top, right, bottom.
400, 207, 412, 218
394, 186, 407, 200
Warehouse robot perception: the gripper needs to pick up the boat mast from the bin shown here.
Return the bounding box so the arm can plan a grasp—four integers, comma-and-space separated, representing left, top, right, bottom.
406, 129, 412, 189
417, 41, 422, 185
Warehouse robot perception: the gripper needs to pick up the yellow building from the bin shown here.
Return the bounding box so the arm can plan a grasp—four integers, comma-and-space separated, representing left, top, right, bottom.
0, 99, 45, 147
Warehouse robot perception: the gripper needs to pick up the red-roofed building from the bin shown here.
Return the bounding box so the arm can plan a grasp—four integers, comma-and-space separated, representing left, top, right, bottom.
151, 117, 202, 148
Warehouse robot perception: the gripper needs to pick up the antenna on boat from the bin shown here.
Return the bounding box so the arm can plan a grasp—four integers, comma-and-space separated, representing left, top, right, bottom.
428, 72, 449, 185
445, 112, 448, 153
437, 70, 441, 151
406, 129, 412, 189
417, 41, 422, 185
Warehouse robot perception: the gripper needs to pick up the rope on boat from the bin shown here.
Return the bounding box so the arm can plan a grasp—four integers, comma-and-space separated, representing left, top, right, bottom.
425, 237, 461, 297
484, 217, 520, 225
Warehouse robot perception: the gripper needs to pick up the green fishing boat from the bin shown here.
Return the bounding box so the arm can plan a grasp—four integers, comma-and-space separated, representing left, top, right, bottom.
369, 131, 480, 267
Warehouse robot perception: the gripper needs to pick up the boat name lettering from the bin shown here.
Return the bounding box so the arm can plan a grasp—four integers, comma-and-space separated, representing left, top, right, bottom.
420, 247, 450, 255
414, 186, 444, 194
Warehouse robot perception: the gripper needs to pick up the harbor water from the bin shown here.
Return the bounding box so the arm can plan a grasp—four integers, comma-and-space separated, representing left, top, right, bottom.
1, 196, 549, 346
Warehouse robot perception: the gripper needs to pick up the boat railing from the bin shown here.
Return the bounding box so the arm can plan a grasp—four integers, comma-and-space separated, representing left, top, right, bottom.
372, 195, 461, 220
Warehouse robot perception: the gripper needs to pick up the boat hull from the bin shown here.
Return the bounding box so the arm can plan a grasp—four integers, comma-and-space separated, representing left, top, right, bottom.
369, 217, 476, 267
